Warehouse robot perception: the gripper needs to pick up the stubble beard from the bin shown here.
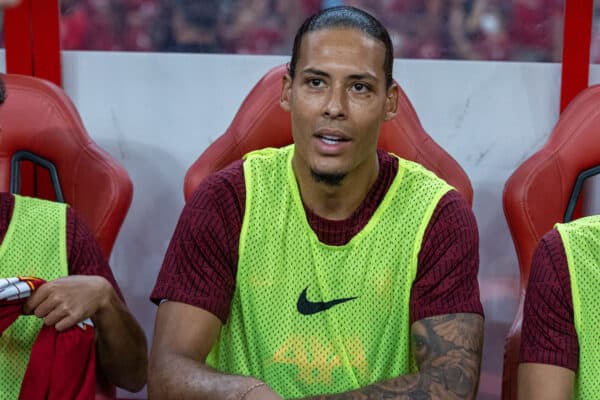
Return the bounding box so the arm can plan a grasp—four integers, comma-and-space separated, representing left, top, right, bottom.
310, 168, 346, 187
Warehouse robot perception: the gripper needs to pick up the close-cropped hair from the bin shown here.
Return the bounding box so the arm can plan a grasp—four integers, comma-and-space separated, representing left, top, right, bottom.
288, 6, 394, 88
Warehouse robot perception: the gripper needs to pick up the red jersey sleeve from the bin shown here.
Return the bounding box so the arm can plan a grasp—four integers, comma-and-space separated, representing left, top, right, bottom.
150, 160, 245, 323
520, 229, 578, 371
409, 190, 483, 323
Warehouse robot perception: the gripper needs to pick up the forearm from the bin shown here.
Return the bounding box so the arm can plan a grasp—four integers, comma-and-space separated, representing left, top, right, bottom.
304, 314, 484, 400
147, 353, 268, 400
301, 366, 478, 400
93, 284, 148, 392
518, 364, 575, 400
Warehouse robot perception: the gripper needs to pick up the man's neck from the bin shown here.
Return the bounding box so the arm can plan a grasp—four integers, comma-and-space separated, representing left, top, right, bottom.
293, 154, 380, 221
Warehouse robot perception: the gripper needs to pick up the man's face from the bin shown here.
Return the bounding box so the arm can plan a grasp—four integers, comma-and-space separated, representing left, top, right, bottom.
281, 28, 398, 184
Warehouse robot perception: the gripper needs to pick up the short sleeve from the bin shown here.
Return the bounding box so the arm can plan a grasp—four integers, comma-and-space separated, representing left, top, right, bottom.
520, 229, 578, 371
66, 207, 123, 300
150, 160, 245, 323
410, 190, 483, 323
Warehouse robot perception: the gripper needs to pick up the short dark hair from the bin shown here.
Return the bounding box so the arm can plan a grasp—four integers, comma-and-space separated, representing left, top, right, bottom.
0, 76, 5, 105
288, 6, 394, 88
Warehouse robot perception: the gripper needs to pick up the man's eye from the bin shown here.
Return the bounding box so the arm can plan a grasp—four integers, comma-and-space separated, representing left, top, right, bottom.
308, 79, 323, 87
353, 83, 369, 92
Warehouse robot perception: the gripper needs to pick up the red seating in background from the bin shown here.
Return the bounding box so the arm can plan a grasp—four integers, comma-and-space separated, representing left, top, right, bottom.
184, 64, 473, 204
502, 84, 600, 399
0, 73, 133, 399
0, 74, 132, 260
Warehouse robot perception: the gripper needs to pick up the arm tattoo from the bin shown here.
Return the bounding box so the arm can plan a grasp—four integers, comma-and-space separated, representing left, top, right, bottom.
303, 313, 483, 400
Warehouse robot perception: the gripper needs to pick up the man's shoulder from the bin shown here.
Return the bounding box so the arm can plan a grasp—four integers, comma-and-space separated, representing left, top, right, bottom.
556, 214, 600, 242
529, 228, 567, 287
187, 159, 246, 208
539, 228, 564, 253
0, 192, 14, 217
420, 189, 477, 254
390, 154, 454, 197
0, 192, 13, 201
421, 189, 477, 252
435, 189, 471, 212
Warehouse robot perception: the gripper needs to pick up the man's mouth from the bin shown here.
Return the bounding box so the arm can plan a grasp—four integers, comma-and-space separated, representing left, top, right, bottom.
315, 131, 351, 145
319, 135, 348, 145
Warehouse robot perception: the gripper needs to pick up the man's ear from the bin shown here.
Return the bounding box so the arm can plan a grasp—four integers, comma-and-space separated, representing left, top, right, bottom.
280, 74, 292, 112
383, 83, 399, 121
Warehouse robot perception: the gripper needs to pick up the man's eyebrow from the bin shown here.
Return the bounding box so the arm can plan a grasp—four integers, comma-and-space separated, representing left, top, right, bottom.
302, 68, 378, 82
302, 68, 330, 78
348, 73, 378, 81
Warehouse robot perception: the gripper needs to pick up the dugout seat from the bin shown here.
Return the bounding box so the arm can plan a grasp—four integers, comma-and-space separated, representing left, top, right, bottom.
502, 84, 600, 400
184, 64, 473, 204
0, 73, 133, 399
0, 73, 132, 259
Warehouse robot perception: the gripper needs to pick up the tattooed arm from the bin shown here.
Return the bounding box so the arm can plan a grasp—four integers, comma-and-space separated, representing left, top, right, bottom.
302, 312, 483, 400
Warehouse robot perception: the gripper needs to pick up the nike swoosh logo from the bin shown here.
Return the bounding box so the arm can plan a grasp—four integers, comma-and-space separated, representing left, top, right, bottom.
296, 287, 358, 316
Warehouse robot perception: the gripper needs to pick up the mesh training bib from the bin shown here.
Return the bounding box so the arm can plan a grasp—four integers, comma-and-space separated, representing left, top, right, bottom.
556, 215, 600, 400
0, 195, 68, 399
206, 145, 451, 398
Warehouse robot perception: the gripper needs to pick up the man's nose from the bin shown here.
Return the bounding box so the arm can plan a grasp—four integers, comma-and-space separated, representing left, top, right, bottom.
323, 86, 347, 119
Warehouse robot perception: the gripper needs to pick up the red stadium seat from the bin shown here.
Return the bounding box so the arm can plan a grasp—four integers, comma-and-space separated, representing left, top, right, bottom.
501, 84, 600, 400
184, 64, 473, 204
0, 73, 133, 400
0, 73, 132, 259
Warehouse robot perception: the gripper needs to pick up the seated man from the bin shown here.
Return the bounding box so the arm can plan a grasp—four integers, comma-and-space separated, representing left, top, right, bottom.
149, 6, 483, 400
0, 78, 147, 397
519, 215, 600, 399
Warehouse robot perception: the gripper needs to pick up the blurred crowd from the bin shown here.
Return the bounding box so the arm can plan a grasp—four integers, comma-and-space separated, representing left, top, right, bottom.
8, 0, 574, 62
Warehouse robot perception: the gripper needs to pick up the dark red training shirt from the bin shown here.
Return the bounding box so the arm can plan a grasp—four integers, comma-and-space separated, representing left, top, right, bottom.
152, 151, 484, 324
520, 228, 579, 371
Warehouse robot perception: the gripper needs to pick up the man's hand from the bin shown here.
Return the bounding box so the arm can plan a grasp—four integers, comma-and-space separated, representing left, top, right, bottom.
22, 275, 147, 391
149, 301, 281, 399
23, 275, 111, 331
